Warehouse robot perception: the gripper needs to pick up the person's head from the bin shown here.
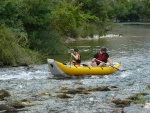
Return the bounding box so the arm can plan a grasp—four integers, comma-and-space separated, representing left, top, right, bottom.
100, 47, 107, 53
74, 48, 79, 54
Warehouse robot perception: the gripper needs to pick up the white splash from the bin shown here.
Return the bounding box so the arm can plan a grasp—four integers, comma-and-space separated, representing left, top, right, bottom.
120, 72, 130, 78
144, 103, 150, 109
0, 69, 50, 80
100, 34, 122, 38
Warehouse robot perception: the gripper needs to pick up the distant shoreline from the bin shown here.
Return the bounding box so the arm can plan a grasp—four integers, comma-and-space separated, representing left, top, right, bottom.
65, 34, 122, 43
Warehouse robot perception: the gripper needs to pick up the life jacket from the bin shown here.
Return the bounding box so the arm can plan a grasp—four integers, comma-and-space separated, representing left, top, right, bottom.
72, 55, 81, 66
95, 53, 108, 65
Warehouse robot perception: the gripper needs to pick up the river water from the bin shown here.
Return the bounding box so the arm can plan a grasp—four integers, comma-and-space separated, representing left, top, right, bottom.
0, 23, 150, 113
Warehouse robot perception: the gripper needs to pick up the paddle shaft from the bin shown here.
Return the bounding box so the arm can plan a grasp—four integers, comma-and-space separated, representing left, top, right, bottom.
68, 55, 78, 68
67, 55, 72, 68
70, 55, 73, 63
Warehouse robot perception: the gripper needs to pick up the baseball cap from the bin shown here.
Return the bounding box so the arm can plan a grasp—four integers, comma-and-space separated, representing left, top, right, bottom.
74, 48, 79, 52
100, 47, 107, 52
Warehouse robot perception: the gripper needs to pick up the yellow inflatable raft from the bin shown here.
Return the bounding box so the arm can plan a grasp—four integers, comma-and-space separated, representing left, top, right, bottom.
47, 59, 121, 77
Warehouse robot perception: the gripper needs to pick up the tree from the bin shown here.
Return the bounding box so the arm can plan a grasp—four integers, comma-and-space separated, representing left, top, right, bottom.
0, 25, 40, 65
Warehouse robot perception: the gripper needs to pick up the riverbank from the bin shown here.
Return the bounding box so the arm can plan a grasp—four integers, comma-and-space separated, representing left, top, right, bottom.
65, 34, 122, 43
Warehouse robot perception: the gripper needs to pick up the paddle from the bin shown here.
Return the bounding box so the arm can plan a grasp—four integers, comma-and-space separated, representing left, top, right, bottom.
66, 55, 72, 68
95, 59, 121, 71
69, 55, 72, 66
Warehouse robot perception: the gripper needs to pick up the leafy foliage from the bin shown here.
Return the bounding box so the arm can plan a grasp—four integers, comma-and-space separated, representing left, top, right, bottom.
0, 0, 149, 65
50, 1, 100, 37
29, 30, 66, 54
108, 0, 150, 22
0, 25, 41, 65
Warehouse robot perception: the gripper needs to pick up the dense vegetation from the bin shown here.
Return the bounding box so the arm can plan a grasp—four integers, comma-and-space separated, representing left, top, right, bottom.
0, 0, 149, 65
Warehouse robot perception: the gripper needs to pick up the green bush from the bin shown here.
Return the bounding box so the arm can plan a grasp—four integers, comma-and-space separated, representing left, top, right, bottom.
0, 25, 42, 65
29, 30, 66, 55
